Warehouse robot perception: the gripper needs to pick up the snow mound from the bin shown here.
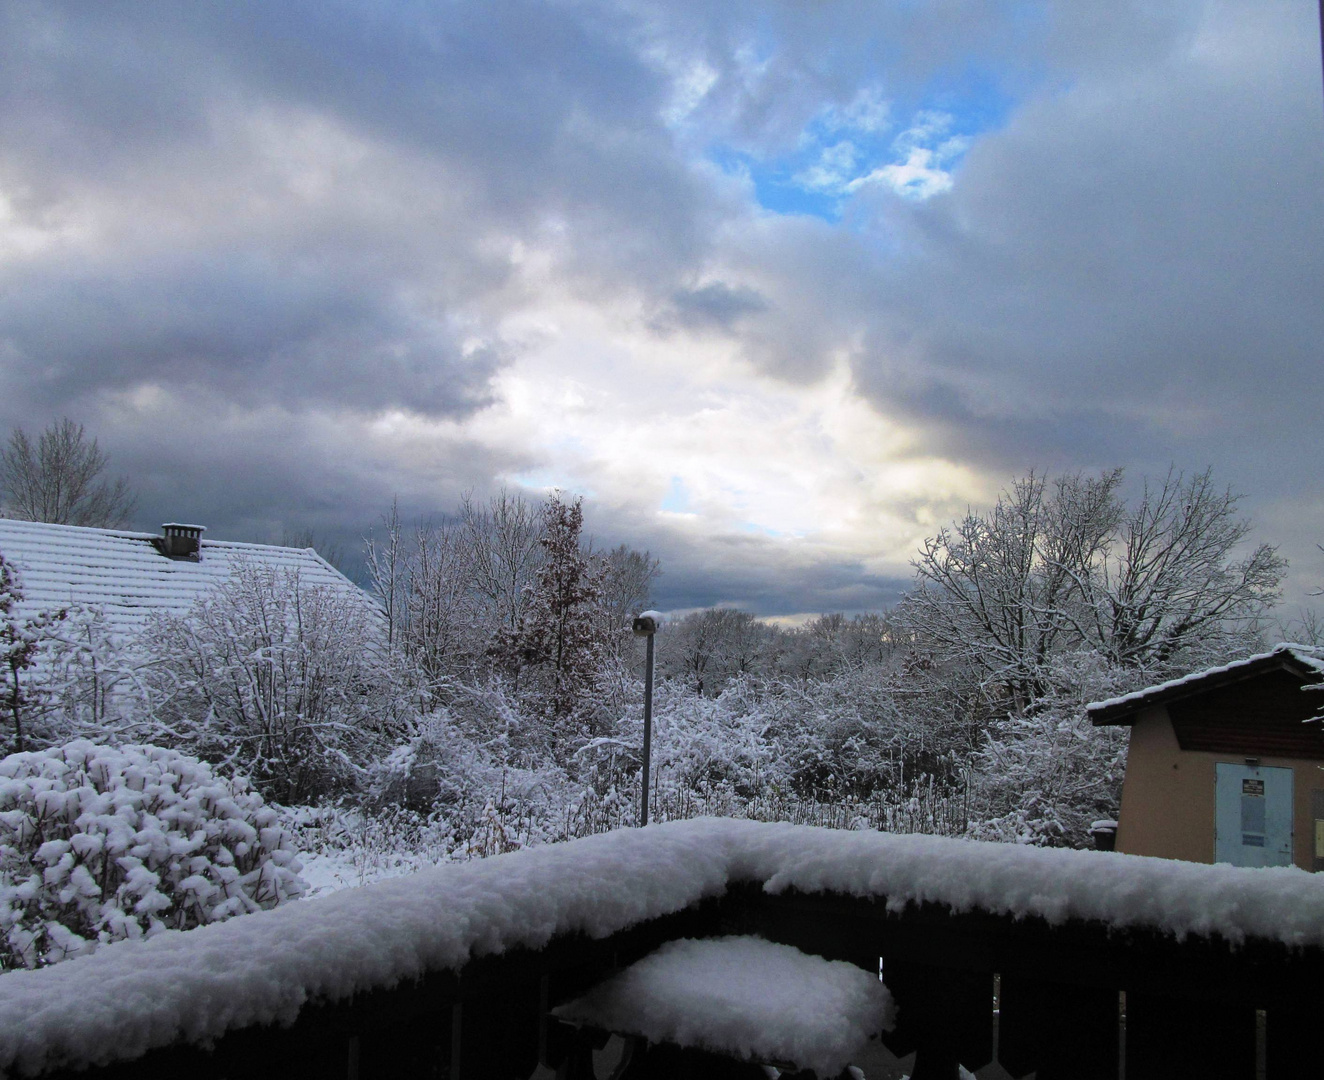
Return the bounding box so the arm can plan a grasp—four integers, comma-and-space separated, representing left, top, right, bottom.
553, 936, 893, 1077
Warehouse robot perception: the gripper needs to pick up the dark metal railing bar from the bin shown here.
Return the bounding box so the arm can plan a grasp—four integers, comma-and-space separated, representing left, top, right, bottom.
1117, 990, 1126, 1080
346, 1034, 360, 1080
450, 1001, 462, 1079
1255, 1008, 1267, 1080
538, 972, 550, 1067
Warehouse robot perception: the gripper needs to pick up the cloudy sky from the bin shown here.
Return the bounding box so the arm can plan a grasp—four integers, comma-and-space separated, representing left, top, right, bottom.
2, 1, 1321, 616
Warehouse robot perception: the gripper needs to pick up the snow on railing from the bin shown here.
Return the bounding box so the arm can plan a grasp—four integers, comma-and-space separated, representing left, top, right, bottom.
3, 818, 1324, 1077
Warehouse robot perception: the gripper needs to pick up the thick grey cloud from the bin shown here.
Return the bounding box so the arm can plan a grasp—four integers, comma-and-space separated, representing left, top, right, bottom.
1, 0, 1320, 615
0, 0, 717, 411
837, 1, 1324, 575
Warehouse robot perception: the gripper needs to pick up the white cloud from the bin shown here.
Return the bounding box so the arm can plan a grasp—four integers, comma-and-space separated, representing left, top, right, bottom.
792, 141, 861, 192
849, 145, 954, 200
822, 85, 892, 135
444, 272, 985, 580
845, 110, 968, 200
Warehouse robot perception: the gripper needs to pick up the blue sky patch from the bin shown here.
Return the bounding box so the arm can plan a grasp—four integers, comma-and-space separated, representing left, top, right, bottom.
660, 476, 692, 513
710, 66, 1017, 223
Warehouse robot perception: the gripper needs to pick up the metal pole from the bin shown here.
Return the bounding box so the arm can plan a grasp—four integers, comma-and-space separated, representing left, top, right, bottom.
641, 632, 654, 827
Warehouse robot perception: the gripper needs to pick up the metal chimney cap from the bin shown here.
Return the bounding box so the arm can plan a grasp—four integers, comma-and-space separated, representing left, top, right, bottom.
156, 523, 206, 561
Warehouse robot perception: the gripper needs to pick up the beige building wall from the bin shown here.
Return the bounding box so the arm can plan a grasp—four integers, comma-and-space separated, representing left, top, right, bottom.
1115, 705, 1324, 870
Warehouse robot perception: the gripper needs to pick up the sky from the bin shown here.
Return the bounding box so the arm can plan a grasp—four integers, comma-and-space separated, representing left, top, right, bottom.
1, 0, 1322, 618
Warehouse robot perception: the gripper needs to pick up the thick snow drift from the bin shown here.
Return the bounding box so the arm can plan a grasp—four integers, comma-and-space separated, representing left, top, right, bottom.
553, 936, 894, 1076
1, 818, 1322, 1076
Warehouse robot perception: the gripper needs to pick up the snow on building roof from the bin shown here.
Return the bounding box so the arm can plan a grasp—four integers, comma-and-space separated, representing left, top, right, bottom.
1087, 644, 1324, 726
2, 817, 1324, 1077
0, 518, 365, 636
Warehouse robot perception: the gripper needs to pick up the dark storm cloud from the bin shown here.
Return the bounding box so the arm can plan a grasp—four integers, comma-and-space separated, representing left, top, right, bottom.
663, 282, 768, 332
2, 0, 1320, 611
103, 393, 534, 577
846, 2, 1324, 476
0, 0, 719, 415
650, 543, 908, 617
0, 250, 499, 415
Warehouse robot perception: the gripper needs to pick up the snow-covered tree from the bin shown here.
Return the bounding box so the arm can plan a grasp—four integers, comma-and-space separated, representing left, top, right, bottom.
497, 494, 611, 726
17, 603, 153, 748
0, 741, 305, 969
965, 651, 1134, 847
896, 468, 1283, 717
0, 552, 69, 754
140, 559, 394, 804
660, 608, 772, 697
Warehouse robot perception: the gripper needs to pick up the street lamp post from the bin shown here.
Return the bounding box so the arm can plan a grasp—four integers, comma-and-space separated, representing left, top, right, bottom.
632, 610, 662, 826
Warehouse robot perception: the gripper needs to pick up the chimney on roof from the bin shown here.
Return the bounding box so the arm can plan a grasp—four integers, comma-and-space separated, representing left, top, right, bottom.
156, 523, 205, 561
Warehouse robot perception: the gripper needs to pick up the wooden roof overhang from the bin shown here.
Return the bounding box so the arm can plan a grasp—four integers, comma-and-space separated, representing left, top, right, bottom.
1088, 648, 1324, 760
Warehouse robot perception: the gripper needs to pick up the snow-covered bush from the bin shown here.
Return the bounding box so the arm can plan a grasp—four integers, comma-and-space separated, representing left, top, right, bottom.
0, 740, 305, 970
964, 652, 1135, 846
141, 559, 398, 803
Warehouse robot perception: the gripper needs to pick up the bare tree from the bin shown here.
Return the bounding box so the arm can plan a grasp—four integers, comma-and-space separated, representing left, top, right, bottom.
662, 608, 770, 696
365, 499, 407, 648
460, 489, 545, 639
897, 468, 1285, 715
598, 543, 661, 660
781, 612, 895, 682
0, 419, 136, 527
400, 518, 474, 686
281, 524, 348, 574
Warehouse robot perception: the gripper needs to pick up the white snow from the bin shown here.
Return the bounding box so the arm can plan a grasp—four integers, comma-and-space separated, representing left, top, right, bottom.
1, 818, 1323, 1076
0, 519, 363, 638
1086, 643, 1324, 718
553, 936, 893, 1076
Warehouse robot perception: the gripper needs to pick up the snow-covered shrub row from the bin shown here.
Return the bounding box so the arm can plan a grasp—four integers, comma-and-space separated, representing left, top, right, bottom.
6, 471, 1287, 877
3, 818, 1323, 1079
0, 740, 305, 969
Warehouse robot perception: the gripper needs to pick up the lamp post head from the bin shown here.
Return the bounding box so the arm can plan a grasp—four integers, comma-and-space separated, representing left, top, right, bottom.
632, 610, 663, 637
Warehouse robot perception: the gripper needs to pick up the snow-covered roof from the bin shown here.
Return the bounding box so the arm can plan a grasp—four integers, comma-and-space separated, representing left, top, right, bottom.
2, 818, 1324, 1077
0, 518, 364, 636
1087, 644, 1324, 726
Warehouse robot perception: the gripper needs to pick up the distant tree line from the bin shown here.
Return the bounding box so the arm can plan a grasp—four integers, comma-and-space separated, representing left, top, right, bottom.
0, 416, 1298, 851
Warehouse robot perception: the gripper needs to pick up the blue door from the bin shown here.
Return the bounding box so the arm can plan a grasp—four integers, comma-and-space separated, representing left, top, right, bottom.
1215, 763, 1293, 867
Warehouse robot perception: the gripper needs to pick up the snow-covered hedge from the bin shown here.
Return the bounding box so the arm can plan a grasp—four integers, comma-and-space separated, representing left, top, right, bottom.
0, 740, 306, 969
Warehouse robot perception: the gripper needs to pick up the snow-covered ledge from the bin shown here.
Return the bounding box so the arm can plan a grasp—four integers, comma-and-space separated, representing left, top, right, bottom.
3, 818, 1324, 1077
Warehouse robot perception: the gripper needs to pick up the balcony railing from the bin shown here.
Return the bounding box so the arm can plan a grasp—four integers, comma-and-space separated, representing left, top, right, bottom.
4, 820, 1322, 1080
